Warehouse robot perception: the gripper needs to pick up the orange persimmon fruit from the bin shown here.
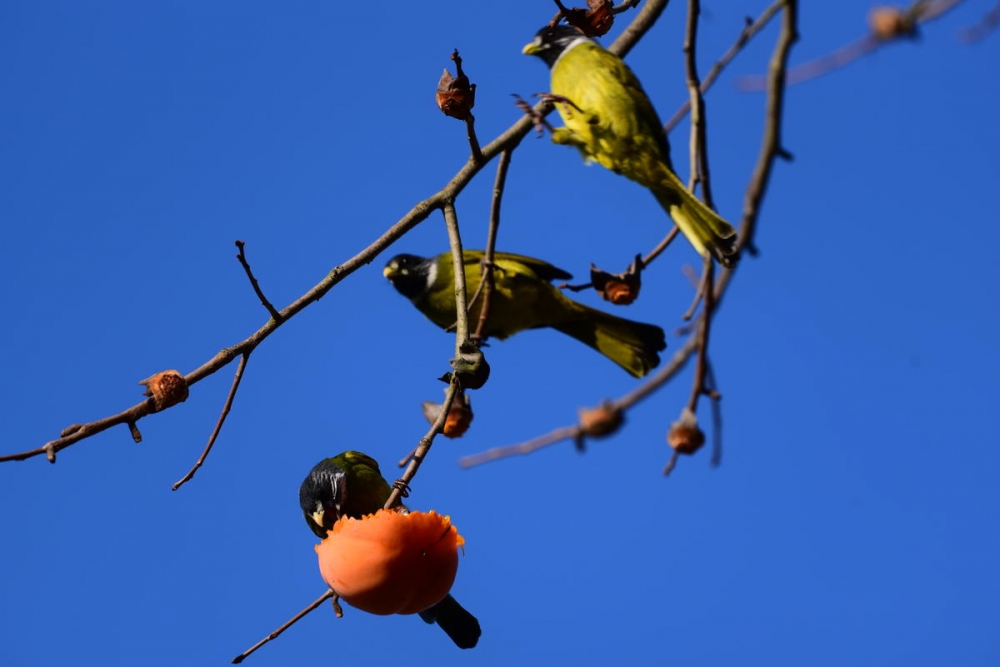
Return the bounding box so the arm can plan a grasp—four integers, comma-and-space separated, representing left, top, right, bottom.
315, 509, 464, 616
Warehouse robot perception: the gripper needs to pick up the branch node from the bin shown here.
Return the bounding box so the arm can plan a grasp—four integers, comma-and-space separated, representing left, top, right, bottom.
127, 421, 142, 443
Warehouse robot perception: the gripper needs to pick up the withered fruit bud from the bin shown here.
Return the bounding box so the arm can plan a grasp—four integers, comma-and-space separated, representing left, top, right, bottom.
436, 50, 476, 121
443, 395, 473, 438
560, 0, 615, 37
868, 6, 916, 40
139, 370, 189, 411
578, 401, 624, 438
604, 278, 639, 305
667, 409, 705, 455
584, 0, 615, 36
590, 254, 643, 305
422, 392, 474, 439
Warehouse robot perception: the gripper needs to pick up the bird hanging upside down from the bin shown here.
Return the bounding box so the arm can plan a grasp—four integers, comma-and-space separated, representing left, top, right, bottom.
299, 451, 482, 649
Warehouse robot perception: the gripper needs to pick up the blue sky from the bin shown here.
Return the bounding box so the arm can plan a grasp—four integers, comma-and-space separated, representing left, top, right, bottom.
2, 2, 998, 666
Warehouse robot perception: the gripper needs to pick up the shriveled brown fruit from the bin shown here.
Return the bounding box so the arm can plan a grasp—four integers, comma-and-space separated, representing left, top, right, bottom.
139, 370, 189, 411
422, 391, 474, 438
667, 408, 705, 455
578, 401, 624, 438
590, 254, 644, 305
868, 6, 917, 41
436, 50, 476, 120
556, 0, 615, 37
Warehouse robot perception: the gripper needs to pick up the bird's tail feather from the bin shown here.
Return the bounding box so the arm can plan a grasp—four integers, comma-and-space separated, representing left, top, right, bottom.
418, 594, 481, 649
553, 306, 666, 378
650, 164, 738, 267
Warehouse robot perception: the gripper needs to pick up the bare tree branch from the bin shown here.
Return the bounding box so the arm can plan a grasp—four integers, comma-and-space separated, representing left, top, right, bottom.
739, 0, 963, 89
1, 0, 669, 471
461, 0, 799, 470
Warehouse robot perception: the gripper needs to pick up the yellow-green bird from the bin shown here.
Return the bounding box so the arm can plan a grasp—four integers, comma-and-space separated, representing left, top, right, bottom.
523, 24, 738, 266
299, 451, 481, 649
384, 250, 666, 378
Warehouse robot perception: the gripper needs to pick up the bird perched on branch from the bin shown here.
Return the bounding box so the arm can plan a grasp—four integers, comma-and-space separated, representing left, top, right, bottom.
299, 451, 481, 649
523, 24, 738, 266
384, 250, 666, 378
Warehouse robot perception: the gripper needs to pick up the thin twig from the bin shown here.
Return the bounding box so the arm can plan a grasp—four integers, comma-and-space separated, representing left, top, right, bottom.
685, 257, 715, 414
388, 380, 460, 504
464, 116, 483, 164
390, 202, 472, 482
959, 0, 1000, 42
683, 0, 712, 204
472, 149, 513, 341
680, 263, 711, 321
918, 0, 966, 22
172, 352, 250, 491
662, 450, 681, 475
443, 203, 471, 352
613, 0, 642, 12
706, 361, 723, 467
675, 0, 716, 333
236, 240, 282, 323
641, 226, 681, 266
741, 0, 798, 254
459, 426, 581, 468
665, 0, 785, 132
231, 589, 336, 664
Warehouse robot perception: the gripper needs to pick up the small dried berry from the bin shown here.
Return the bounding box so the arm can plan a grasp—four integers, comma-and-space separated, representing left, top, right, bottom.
667, 408, 705, 455
422, 391, 474, 439
557, 0, 615, 37
139, 370, 189, 411
578, 401, 623, 438
868, 6, 916, 41
590, 255, 644, 305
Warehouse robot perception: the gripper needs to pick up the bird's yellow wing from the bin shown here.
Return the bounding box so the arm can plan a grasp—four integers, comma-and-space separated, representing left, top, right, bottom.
462, 250, 573, 283
550, 41, 671, 181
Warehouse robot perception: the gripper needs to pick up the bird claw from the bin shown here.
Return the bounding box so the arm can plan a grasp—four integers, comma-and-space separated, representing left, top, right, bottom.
535, 92, 584, 114
392, 479, 411, 498
512, 94, 554, 136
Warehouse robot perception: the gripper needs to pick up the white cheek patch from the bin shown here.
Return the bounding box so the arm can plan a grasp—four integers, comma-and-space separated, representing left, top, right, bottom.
423, 261, 438, 297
